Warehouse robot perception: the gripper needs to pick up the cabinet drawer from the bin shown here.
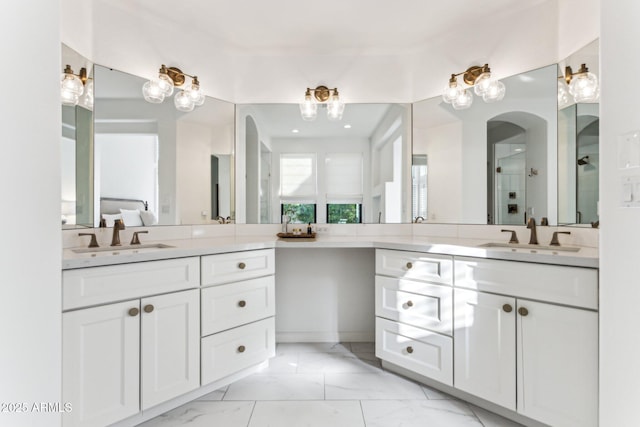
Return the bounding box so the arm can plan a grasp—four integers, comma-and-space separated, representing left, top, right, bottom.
63, 257, 200, 310
201, 317, 275, 385
376, 317, 452, 386
375, 276, 452, 335
455, 257, 598, 309
201, 276, 275, 336
201, 249, 275, 286
376, 249, 452, 285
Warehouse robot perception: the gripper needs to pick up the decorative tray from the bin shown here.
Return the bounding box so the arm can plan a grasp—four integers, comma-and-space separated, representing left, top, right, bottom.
277, 232, 316, 239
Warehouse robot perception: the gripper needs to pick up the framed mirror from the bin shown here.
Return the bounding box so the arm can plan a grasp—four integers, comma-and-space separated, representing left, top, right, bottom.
90, 65, 235, 227
61, 44, 94, 229
235, 103, 412, 224
412, 64, 558, 225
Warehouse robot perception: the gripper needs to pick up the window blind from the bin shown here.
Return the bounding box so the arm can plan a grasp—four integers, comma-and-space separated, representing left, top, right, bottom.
325, 153, 363, 203
280, 153, 317, 202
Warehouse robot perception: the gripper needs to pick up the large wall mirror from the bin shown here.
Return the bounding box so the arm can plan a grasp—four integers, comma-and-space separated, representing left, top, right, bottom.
60, 49, 236, 229
235, 104, 412, 224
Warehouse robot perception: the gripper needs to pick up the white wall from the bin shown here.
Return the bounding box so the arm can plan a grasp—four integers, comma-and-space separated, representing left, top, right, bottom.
1, 1, 61, 426
600, 1, 640, 425
177, 121, 213, 224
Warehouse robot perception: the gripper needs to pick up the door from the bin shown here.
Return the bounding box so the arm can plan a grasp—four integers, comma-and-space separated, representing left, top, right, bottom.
454, 289, 516, 410
141, 289, 200, 409
63, 300, 140, 427
517, 300, 598, 426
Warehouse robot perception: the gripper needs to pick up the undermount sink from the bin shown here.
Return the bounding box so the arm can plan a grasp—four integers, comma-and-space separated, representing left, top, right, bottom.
478, 242, 580, 253
72, 243, 175, 254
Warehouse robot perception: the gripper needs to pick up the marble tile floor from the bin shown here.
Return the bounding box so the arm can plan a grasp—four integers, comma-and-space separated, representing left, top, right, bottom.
138, 342, 523, 427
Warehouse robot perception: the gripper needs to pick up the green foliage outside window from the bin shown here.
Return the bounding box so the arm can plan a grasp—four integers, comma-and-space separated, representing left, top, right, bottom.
282, 204, 316, 224
327, 204, 361, 224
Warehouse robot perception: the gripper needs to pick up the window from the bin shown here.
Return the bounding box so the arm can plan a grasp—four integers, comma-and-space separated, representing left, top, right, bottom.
282, 203, 316, 224
327, 204, 362, 224
412, 155, 427, 220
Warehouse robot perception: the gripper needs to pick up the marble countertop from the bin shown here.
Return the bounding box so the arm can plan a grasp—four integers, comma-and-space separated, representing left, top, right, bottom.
62, 234, 599, 270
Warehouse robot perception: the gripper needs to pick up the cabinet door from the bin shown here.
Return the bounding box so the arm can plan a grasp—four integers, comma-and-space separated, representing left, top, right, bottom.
141, 289, 200, 410
517, 300, 598, 426
63, 300, 140, 427
454, 289, 516, 410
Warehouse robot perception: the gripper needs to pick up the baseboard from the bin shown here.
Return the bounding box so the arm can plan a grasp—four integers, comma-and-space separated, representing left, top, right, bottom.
276, 331, 375, 343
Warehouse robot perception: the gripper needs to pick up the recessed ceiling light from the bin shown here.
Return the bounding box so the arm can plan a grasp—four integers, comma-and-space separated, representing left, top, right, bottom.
514, 148, 524, 152
292, 129, 299, 133
344, 124, 352, 129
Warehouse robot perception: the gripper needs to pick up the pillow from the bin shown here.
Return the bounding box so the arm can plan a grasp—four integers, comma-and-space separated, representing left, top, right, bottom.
119, 209, 143, 227
140, 210, 158, 226
102, 213, 122, 227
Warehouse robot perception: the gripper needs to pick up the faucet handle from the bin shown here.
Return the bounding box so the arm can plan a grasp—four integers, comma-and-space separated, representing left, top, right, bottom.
550, 231, 571, 246
526, 217, 536, 228
130, 230, 149, 245
78, 233, 99, 248
500, 229, 519, 244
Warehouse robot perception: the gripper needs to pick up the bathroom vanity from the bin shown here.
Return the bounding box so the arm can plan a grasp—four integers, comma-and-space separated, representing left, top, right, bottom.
61, 229, 598, 427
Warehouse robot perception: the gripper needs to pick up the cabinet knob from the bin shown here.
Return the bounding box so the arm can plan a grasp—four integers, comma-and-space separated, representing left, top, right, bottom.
238, 262, 246, 270
406, 346, 414, 354
144, 304, 154, 313
238, 300, 247, 308
518, 307, 529, 316
406, 300, 414, 308
128, 307, 139, 317
237, 345, 246, 353
503, 304, 513, 313
406, 262, 413, 269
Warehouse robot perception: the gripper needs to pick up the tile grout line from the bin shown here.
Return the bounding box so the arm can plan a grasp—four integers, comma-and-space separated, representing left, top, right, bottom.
467, 404, 488, 427
358, 400, 368, 427
245, 400, 257, 427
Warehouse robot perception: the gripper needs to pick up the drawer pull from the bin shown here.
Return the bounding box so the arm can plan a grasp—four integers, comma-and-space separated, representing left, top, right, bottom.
237, 345, 246, 353
128, 307, 139, 317
238, 262, 246, 270
238, 300, 247, 308
406, 346, 414, 354
406, 300, 414, 308
503, 304, 513, 313
518, 307, 529, 316
144, 304, 154, 313
406, 262, 413, 269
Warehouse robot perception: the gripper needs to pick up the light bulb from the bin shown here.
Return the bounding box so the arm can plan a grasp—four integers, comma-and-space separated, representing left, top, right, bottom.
157, 67, 174, 96
174, 90, 195, 112
60, 66, 84, 104
299, 90, 318, 121
327, 92, 345, 121
61, 89, 79, 106
569, 70, 599, 102
482, 80, 506, 103
82, 81, 94, 110
185, 78, 205, 106
558, 80, 571, 108
473, 72, 492, 96
142, 80, 165, 103
442, 77, 463, 104
451, 89, 473, 110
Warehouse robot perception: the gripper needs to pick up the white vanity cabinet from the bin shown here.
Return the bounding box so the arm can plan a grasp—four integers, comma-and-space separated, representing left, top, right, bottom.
62, 258, 200, 427
200, 249, 276, 385
454, 257, 598, 427
374, 249, 454, 385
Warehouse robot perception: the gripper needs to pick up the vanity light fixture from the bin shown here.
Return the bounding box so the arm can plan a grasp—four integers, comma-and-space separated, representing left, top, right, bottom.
142, 65, 205, 112
61, 65, 92, 108
299, 86, 345, 121
562, 63, 599, 103
442, 64, 506, 110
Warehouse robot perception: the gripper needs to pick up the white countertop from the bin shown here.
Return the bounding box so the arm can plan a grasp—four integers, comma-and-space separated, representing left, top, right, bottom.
62, 235, 599, 270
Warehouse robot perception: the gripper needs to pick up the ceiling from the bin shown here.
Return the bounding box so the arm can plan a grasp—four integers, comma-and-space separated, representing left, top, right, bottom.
62, 0, 598, 103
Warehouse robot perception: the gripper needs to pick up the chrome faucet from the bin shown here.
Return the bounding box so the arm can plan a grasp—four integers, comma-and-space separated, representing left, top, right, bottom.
526, 217, 538, 245
111, 219, 125, 246
414, 216, 425, 223
282, 213, 290, 233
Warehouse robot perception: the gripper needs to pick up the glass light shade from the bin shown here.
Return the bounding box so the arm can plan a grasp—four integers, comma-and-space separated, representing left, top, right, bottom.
142, 80, 165, 103
299, 94, 318, 121
442, 82, 463, 104
157, 73, 174, 96
482, 80, 506, 103
185, 82, 205, 106
451, 89, 473, 110
557, 80, 571, 108
327, 94, 345, 121
61, 89, 79, 106
61, 73, 84, 97
473, 72, 492, 96
569, 72, 599, 102
82, 81, 94, 110
174, 90, 195, 112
